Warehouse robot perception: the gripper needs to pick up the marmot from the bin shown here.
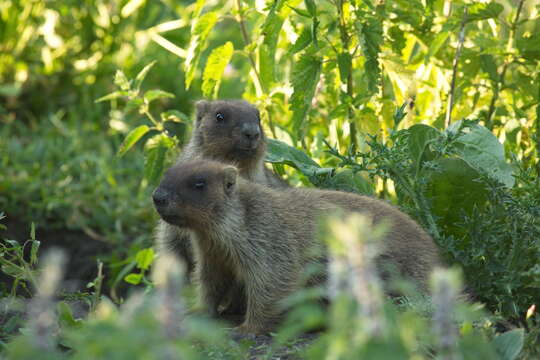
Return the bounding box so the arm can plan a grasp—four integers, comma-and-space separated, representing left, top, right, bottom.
156, 100, 287, 277
152, 160, 441, 335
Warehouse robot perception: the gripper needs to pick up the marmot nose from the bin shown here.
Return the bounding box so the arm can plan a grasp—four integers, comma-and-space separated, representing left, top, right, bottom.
242, 123, 261, 141
152, 188, 168, 208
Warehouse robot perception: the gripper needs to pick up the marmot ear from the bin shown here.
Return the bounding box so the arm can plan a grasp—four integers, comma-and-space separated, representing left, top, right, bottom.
195, 100, 209, 127
223, 166, 238, 196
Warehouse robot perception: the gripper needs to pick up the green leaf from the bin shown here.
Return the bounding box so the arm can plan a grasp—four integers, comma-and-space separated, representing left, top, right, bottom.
95, 91, 129, 103
144, 134, 175, 184
357, 15, 383, 95
114, 70, 131, 91
266, 139, 330, 176
492, 329, 524, 360
259, 0, 302, 89
422, 158, 488, 236
480, 54, 499, 82
304, 0, 316, 16
449, 121, 514, 187
408, 124, 442, 175
117, 125, 150, 157
290, 53, 322, 136
57, 302, 82, 328
134, 61, 156, 92
337, 52, 352, 85
135, 248, 155, 270
516, 33, 540, 60
185, 11, 218, 89
124, 273, 143, 285
426, 32, 450, 60
466, 2, 504, 22
143, 89, 175, 103
30, 240, 40, 266
202, 42, 234, 99
288, 27, 312, 55
161, 110, 189, 123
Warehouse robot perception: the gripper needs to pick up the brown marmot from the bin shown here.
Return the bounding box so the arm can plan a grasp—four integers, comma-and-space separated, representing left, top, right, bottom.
156, 100, 287, 277
152, 160, 441, 335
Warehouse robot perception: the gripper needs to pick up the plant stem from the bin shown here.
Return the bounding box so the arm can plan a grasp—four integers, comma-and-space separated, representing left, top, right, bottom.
445, 6, 468, 128
485, 0, 525, 129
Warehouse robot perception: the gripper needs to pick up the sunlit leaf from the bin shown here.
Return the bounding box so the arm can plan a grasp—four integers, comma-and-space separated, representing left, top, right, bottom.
95, 91, 129, 103
124, 273, 142, 285
357, 14, 383, 95
290, 53, 322, 136
466, 2, 504, 22
202, 42, 234, 99
144, 134, 175, 184
288, 27, 311, 55
135, 248, 155, 270
114, 70, 130, 91
185, 11, 218, 89
117, 125, 150, 157
266, 139, 329, 176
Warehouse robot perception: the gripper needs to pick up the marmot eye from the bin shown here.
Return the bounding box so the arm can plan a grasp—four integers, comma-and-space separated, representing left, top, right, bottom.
216, 113, 224, 122
194, 180, 206, 190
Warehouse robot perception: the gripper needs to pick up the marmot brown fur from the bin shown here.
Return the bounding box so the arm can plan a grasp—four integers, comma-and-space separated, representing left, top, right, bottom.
156, 100, 287, 277
152, 160, 441, 335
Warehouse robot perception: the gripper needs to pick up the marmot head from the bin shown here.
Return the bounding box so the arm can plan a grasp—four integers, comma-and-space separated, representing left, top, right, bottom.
152, 160, 238, 229
194, 100, 265, 164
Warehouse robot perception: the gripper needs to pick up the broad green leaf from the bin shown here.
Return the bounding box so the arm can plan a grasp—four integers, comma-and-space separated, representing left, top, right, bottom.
117, 125, 150, 157
290, 53, 322, 136
259, 0, 301, 90
492, 329, 524, 360
408, 124, 442, 175
422, 158, 488, 236
266, 139, 329, 176
449, 121, 514, 187
202, 42, 234, 98
337, 52, 352, 85
466, 2, 504, 22
124, 273, 142, 285
143, 89, 175, 103
288, 27, 312, 55
135, 248, 155, 270
185, 11, 218, 89
144, 134, 175, 184
57, 302, 82, 328
134, 61, 156, 92
516, 33, 540, 61
114, 70, 130, 91
304, 0, 316, 16
95, 91, 129, 103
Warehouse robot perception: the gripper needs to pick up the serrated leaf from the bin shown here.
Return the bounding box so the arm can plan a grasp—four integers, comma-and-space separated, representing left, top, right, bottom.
357, 15, 383, 95
185, 12, 218, 89
202, 42, 234, 99
124, 273, 143, 285
144, 89, 175, 103
288, 27, 311, 55
114, 70, 131, 91
448, 121, 514, 187
290, 53, 322, 136
135, 248, 155, 270
259, 0, 302, 90
266, 139, 328, 176
134, 61, 157, 92
118, 125, 150, 157
492, 329, 524, 360
337, 52, 352, 84
95, 91, 129, 103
